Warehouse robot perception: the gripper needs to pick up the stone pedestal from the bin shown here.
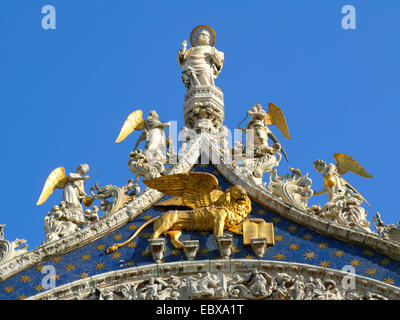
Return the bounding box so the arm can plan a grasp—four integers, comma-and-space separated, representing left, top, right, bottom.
148, 238, 166, 263
216, 235, 233, 259
183, 240, 199, 261
251, 237, 267, 258
184, 85, 224, 132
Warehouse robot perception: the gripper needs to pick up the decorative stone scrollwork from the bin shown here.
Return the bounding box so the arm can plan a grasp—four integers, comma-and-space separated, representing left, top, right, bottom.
0, 225, 28, 265
50, 261, 393, 300
267, 168, 313, 210
308, 193, 371, 232
128, 149, 166, 179
90, 178, 140, 215
43, 201, 99, 244
373, 212, 400, 242
232, 141, 281, 189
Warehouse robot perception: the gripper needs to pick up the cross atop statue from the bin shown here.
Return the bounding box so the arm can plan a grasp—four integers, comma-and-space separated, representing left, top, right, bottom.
177, 25, 224, 90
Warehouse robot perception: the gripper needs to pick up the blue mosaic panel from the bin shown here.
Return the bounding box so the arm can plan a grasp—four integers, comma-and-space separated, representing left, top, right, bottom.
0, 164, 399, 299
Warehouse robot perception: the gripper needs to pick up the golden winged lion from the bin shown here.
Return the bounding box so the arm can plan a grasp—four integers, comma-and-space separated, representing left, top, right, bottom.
107, 172, 252, 253
313, 153, 373, 206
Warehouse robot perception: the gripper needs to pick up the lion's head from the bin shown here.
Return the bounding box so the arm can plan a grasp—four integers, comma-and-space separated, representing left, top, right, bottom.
216, 185, 252, 225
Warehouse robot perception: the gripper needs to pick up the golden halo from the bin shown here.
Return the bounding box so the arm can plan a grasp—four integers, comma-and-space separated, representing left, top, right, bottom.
190, 25, 216, 47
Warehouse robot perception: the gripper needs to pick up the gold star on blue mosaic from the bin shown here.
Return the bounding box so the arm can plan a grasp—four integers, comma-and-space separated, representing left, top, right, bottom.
320, 260, 330, 268
289, 243, 299, 251
274, 253, 286, 261
127, 241, 137, 248
304, 251, 315, 260
81, 254, 91, 261
141, 232, 152, 239
34, 284, 44, 292
366, 268, 377, 276
20, 275, 32, 283
53, 256, 62, 262
4, 286, 14, 293
128, 224, 138, 231
65, 263, 76, 272
96, 244, 106, 251
51, 273, 60, 281
95, 262, 105, 270
80, 272, 89, 279
170, 249, 180, 256
111, 251, 122, 259
363, 249, 374, 256
113, 234, 123, 241
288, 225, 297, 233
334, 250, 344, 258
303, 234, 312, 240
318, 242, 328, 249
18, 294, 27, 300
275, 235, 284, 242
141, 249, 150, 256
350, 258, 360, 268
142, 214, 153, 221
272, 217, 281, 223
381, 258, 390, 266
384, 277, 395, 285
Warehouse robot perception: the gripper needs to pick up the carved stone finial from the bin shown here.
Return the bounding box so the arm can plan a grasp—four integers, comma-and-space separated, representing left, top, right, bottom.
216, 235, 233, 259
183, 240, 199, 261
148, 238, 166, 263
250, 237, 267, 258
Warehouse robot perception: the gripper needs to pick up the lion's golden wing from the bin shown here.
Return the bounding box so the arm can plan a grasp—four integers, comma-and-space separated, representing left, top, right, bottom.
115, 110, 146, 143
265, 103, 291, 140
36, 167, 67, 206
144, 172, 219, 209
334, 153, 373, 178
156, 188, 224, 208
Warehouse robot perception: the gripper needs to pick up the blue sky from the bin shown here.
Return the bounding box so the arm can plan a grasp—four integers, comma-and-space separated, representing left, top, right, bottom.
0, 0, 399, 249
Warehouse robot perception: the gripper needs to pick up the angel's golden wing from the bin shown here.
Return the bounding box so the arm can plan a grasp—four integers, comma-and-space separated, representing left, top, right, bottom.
334, 153, 373, 178
115, 110, 146, 143
265, 103, 291, 140
36, 167, 67, 206
143, 172, 219, 209
340, 176, 372, 207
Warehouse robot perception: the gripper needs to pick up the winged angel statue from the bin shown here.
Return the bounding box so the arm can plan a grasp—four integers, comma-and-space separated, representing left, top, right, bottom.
115, 110, 170, 178
312, 153, 372, 205
309, 153, 373, 231
107, 172, 252, 252
233, 103, 291, 188
243, 103, 291, 159
36, 164, 95, 241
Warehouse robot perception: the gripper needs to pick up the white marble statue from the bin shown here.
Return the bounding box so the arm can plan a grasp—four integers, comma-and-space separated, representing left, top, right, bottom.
178, 26, 224, 89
